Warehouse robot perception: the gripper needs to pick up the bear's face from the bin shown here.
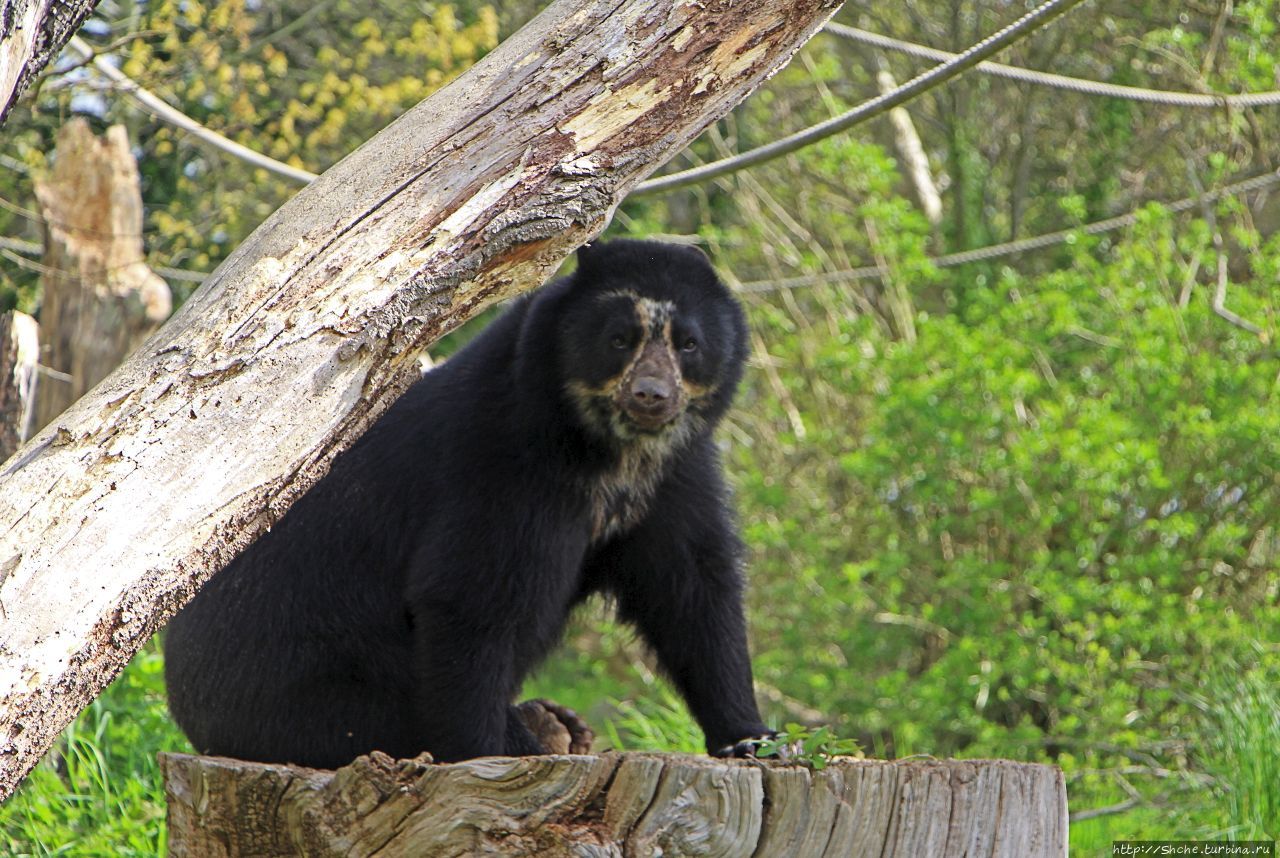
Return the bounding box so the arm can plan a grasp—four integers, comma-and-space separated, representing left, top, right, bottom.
555, 243, 745, 448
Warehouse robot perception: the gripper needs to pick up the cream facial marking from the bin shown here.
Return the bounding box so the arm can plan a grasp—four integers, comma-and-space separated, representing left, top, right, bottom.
568, 293, 698, 431
564, 294, 703, 542
616, 298, 685, 426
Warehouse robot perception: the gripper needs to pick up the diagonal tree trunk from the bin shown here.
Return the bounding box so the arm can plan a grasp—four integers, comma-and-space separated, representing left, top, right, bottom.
0, 0, 843, 800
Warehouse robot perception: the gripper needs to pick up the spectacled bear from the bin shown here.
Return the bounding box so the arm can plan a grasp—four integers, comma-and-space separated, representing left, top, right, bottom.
164, 239, 774, 767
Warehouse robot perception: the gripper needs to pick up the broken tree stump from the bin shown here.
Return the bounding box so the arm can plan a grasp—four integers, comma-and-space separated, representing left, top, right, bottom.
161, 752, 1067, 857
31, 117, 172, 431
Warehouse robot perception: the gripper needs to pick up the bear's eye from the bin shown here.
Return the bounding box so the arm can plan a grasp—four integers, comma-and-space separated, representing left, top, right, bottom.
610, 334, 630, 349
681, 337, 698, 352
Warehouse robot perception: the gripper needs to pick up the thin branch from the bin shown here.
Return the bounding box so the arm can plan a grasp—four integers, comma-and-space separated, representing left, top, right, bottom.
739, 168, 1280, 298
64, 36, 317, 185
1069, 797, 1143, 822
0, 248, 51, 274
0, 236, 40, 256
241, 0, 340, 58
1211, 234, 1262, 334
1187, 160, 1265, 335
0, 154, 30, 174
1200, 0, 1233, 77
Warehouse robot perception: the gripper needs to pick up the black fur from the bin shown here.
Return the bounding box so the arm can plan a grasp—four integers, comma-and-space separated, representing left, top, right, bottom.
164, 239, 771, 767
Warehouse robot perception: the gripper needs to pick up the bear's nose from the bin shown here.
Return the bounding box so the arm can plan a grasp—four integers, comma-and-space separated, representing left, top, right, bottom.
631, 376, 672, 403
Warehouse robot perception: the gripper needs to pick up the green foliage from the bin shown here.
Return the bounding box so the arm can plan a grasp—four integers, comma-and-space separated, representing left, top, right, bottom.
724, 185, 1278, 822
0, 1, 498, 307
120, 0, 497, 285
759, 724, 862, 770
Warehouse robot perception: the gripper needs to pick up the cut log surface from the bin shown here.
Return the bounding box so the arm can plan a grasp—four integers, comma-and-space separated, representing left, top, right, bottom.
161, 752, 1068, 858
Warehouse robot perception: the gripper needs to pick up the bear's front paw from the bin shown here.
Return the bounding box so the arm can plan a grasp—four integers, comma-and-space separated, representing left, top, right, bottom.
515, 698, 595, 754
711, 732, 778, 759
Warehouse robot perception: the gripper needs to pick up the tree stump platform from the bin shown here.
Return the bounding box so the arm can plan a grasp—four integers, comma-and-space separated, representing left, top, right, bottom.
161, 751, 1067, 857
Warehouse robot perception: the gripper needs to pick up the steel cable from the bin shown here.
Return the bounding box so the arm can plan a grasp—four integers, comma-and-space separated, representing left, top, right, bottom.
632, 0, 1090, 197
825, 23, 1280, 109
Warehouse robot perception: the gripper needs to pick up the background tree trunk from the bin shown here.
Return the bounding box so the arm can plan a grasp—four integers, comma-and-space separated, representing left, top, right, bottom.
162, 752, 1069, 858
0, 310, 39, 461
0, 0, 844, 800
0, 0, 102, 124
877, 66, 942, 227
31, 118, 172, 431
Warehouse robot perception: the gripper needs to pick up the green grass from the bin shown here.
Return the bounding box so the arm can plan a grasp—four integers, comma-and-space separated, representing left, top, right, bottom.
1070, 803, 1176, 857
1194, 671, 1280, 841
0, 639, 189, 858
1068, 669, 1280, 854
520, 609, 708, 754
597, 687, 706, 754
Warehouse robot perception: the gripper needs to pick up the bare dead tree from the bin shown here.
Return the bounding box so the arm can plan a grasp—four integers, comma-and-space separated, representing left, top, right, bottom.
31, 118, 172, 431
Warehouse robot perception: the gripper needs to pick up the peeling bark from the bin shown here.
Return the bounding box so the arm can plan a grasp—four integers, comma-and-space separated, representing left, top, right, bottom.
0, 0, 102, 124
162, 752, 1069, 857
0, 0, 843, 800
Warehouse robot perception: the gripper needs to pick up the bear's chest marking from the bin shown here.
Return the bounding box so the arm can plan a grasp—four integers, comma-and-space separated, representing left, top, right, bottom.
586, 438, 674, 545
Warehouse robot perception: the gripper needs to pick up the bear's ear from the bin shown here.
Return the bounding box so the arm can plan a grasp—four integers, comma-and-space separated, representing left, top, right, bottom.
681, 243, 711, 262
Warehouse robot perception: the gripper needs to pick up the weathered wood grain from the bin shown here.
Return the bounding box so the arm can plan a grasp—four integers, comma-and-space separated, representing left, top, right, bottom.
162, 752, 1069, 857
0, 0, 844, 800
